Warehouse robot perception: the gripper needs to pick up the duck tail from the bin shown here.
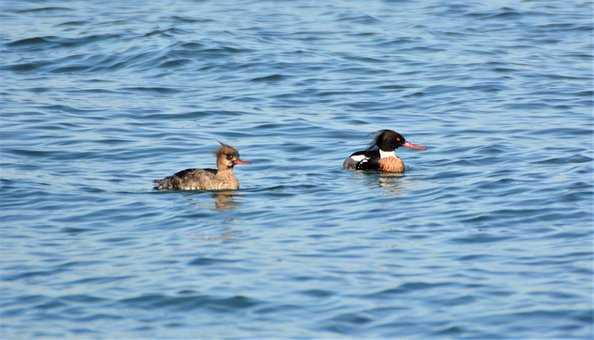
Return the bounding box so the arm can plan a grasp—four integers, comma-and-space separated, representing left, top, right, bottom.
153, 177, 172, 190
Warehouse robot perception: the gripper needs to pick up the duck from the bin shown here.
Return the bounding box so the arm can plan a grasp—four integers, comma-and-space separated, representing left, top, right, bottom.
153, 142, 249, 191
343, 129, 426, 173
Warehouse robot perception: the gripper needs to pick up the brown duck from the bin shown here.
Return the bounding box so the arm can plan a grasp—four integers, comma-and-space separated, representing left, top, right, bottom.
153, 143, 249, 191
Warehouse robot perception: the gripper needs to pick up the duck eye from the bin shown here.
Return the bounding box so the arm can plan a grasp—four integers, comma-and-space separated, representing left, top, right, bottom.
226, 154, 233, 160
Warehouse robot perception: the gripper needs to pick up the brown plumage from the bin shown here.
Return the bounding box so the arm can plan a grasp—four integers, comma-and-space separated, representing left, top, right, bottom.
378, 156, 405, 173
153, 143, 249, 191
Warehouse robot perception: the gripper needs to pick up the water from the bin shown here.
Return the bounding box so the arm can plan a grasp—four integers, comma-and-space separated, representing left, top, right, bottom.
1, 0, 593, 338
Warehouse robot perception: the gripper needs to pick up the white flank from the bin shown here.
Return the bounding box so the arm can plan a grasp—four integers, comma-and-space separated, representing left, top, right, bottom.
351, 155, 366, 162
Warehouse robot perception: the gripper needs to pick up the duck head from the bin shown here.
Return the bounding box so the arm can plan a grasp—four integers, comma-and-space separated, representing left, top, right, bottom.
216, 142, 249, 170
372, 129, 427, 152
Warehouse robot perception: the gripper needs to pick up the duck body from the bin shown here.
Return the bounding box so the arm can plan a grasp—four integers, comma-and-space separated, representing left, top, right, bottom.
343, 149, 405, 173
154, 143, 248, 191
343, 129, 426, 173
153, 168, 239, 191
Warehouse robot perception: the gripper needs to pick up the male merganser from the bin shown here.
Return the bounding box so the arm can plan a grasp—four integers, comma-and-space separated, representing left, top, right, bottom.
153, 142, 249, 191
343, 129, 426, 173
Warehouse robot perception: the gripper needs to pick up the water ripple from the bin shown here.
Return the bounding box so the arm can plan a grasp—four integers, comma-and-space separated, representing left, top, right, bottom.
1, 0, 591, 338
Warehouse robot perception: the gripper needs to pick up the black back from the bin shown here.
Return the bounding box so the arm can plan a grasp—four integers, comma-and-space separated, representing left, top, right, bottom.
349, 150, 380, 170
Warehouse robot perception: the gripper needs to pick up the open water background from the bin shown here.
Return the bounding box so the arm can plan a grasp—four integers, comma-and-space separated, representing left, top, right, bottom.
1, 0, 593, 338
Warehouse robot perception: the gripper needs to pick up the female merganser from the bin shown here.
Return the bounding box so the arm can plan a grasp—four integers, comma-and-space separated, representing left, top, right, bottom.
153, 142, 249, 191
343, 129, 426, 173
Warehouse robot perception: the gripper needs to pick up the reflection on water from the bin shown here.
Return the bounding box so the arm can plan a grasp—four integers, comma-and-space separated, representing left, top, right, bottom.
350, 170, 405, 194
184, 226, 240, 243
377, 173, 405, 194
212, 191, 237, 211
182, 191, 238, 211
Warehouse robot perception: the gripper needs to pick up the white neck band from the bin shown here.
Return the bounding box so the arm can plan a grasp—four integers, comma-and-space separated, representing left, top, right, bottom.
379, 149, 396, 159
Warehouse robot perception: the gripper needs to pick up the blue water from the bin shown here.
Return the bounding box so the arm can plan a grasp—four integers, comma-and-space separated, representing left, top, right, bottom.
1, 0, 593, 338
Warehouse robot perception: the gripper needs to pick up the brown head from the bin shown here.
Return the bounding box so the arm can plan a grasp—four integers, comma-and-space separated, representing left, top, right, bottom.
216, 142, 249, 170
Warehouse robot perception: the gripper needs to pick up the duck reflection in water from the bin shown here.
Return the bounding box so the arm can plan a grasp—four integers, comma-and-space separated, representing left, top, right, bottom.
212, 191, 237, 210
353, 170, 405, 195
180, 191, 239, 211
377, 172, 404, 194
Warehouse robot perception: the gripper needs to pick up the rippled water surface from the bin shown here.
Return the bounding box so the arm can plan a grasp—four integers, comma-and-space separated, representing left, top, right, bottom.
1, 0, 593, 338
